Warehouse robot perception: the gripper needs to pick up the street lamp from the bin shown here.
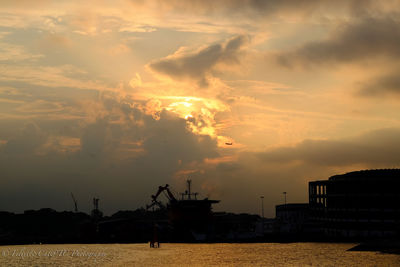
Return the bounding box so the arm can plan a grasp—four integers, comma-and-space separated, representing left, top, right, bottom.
260, 196, 264, 219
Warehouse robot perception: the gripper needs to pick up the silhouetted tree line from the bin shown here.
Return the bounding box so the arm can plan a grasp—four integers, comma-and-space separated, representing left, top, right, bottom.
0, 208, 266, 244
0, 208, 169, 245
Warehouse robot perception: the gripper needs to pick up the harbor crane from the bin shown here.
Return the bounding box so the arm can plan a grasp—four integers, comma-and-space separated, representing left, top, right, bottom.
71, 193, 78, 212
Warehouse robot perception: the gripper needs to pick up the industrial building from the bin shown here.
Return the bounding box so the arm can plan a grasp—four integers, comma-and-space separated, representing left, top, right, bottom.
275, 204, 309, 234
309, 169, 400, 238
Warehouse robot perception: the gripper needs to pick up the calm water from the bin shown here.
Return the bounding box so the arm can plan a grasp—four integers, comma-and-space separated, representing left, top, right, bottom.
0, 243, 399, 266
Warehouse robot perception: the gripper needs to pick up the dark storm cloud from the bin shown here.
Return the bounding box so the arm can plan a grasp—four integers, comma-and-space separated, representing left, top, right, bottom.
141, 111, 218, 163
80, 119, 113, 158
257, 128, 400, 166
276, 17, 400, 67
2, 122, 47, 155
359, 72, 400, 96
149, 35, 248, 86
0, 97, 219, 213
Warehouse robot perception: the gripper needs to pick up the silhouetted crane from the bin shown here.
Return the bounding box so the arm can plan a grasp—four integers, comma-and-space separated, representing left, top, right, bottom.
151, 184, 177, 203
71, 193, 78, 212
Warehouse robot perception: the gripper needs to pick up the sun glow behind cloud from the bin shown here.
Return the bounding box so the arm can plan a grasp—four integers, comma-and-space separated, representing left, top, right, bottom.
140, 94, 231, 145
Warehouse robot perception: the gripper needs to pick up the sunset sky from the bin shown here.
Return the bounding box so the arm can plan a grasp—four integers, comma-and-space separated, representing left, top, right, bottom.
1, 1, 400, 217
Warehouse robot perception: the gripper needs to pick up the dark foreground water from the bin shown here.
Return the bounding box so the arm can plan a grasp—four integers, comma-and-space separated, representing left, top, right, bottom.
0, 243, 399, 266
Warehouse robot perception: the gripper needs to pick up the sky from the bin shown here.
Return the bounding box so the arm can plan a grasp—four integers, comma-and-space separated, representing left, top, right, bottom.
1, 0, 400, 217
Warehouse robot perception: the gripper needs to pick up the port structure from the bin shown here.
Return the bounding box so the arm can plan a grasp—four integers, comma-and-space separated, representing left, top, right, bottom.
148, 180, 219, 240
180, 180, 199, 200
91, 197, 103, 219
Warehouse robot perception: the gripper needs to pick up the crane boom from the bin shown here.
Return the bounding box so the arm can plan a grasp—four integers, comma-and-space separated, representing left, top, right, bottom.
70, 193, 78, 212
151, 184, 177, 202
146, 199, 165, 210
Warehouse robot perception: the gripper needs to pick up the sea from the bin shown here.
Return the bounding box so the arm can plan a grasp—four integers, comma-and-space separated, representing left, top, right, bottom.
0, 243, 399, 266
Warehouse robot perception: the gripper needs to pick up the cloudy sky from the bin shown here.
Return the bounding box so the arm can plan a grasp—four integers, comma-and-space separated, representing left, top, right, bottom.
1, 0, 400, 217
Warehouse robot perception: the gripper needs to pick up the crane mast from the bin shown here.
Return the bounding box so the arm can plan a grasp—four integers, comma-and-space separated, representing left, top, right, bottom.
71, 193, 78, 212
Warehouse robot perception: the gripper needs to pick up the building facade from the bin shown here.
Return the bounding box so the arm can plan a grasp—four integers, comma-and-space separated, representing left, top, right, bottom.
309, 169, 400, 238
275, 203, 309, 234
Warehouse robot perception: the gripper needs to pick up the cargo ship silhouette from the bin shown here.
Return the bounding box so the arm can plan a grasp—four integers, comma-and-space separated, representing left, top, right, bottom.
148, 180, 219, 241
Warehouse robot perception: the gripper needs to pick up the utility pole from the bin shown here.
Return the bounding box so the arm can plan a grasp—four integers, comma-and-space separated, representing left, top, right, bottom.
187, 179, 192, 200
260, 196, 264, 219
260, 196, 265, 235
283, 192, 287, 205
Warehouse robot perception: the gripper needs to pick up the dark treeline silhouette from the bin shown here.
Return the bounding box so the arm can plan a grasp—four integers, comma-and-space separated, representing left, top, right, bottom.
0, 208, 265, 245
0, 208, 168, 245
